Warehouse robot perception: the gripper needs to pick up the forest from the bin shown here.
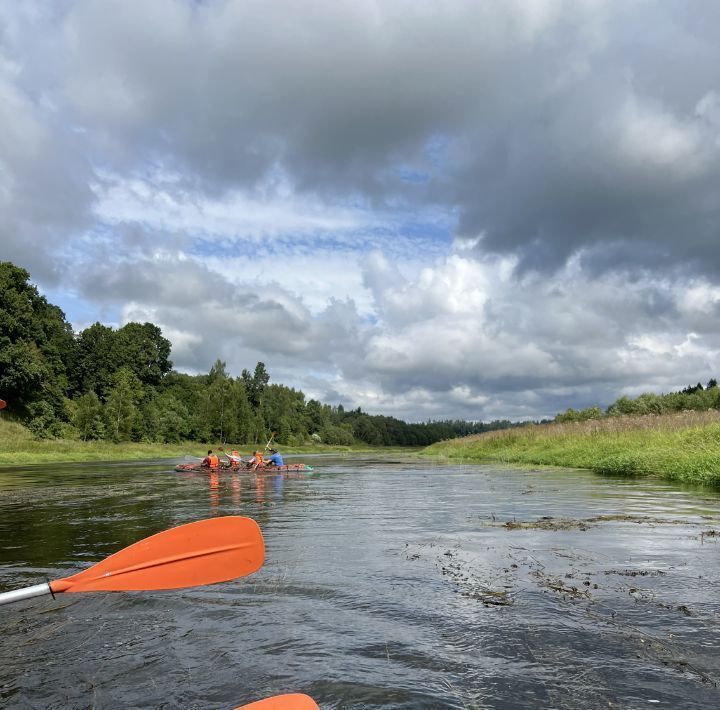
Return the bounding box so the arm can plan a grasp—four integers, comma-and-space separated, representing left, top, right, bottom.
0, 261, 516, 447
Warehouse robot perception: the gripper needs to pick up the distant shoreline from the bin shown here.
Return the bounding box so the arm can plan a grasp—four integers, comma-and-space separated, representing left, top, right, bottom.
0, 417, 407, 466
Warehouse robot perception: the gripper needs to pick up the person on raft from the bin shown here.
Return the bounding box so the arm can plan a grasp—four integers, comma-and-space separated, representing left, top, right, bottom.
202, 450, 219, 468
227, 449, 242, 467
265, 448, 284, 467
247, 450, 265, 468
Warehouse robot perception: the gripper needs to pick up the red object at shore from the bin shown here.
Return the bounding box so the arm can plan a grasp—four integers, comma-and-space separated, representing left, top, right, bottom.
0, 400, 6, 410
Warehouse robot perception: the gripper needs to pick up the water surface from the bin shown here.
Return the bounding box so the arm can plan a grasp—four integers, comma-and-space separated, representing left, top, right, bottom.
1, 456, 719, 709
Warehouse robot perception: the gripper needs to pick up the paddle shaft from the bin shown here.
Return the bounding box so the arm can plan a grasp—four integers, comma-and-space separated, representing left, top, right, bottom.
265, 432, 276, 451
0, 583, 52, 605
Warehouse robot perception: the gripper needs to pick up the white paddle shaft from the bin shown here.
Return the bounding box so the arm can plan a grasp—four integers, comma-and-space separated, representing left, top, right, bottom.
0, 582, 52, 605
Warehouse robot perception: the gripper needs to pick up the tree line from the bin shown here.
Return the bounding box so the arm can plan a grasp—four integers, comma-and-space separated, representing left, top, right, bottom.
0, 261, 515, 447
554, 378, 720, 423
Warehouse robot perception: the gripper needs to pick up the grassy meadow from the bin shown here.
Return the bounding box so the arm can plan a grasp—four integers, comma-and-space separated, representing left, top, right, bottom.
423, 410, 720, 484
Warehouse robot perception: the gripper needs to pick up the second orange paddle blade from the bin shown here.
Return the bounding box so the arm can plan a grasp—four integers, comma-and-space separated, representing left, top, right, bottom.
235, 693, 319, 710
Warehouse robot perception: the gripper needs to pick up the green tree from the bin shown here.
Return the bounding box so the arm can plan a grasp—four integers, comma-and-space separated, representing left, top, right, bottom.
0, 262, 75, 410
305, 399, 329, 433
261, 384, 306, 443
242, 361, 269, 409
230, 379, 254, 443
607, 396, 637, 416
154, 391, 191, 443
73, 392, 106, 440
104, 368, 144, 441
116, 322, 172, 387
203, 360, 230, 441
73, 323, 119, 396
0, 342, 50, 407
26, 401, 61, 438
74, 321, 172, 396
208, 359, 228, 384
354, 416, 383, 445
319, 423, 354, 445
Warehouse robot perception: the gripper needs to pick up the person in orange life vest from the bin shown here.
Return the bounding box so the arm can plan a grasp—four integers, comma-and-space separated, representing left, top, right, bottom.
202, 450, 219, 468
248, 450, 264, 468
228, 449, 242, 467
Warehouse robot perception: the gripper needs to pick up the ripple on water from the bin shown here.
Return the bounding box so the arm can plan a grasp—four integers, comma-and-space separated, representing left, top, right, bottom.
1, 458, 720, 708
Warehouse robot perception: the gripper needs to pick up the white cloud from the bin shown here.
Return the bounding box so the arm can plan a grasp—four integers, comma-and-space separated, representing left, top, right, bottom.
613, 94, 704, 170
41, 216, 720, 422
3, 0, 720, 422
93, 172, 369, 241
679, 282, 720, 315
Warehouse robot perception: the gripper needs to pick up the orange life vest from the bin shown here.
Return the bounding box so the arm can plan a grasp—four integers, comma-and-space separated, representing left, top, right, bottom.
208, 454, 219, 468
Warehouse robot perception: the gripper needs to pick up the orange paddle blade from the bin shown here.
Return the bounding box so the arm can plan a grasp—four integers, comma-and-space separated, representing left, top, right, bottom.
235, 694, 319, 710
49, 516, 264, 594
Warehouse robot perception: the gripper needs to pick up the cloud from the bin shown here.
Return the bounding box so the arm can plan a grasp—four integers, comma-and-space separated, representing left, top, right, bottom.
46, 0, 720, 275
2, 1, 720, 421
0, 52, 93, 281
67, 245, 720, 422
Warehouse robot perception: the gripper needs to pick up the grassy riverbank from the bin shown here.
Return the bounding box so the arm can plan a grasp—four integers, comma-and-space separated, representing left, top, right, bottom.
423, 411, 720, 484
0, 416, 381, 465
0, 418, 196, 463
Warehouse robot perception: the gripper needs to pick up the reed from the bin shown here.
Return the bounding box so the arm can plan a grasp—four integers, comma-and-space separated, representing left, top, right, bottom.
422, 411, 720, 484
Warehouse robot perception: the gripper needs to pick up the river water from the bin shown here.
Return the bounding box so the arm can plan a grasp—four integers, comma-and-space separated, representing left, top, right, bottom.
0, 455, 719, 709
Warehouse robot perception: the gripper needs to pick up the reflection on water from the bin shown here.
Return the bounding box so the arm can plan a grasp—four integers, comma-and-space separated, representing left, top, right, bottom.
1, 456, 720, 709
209, 470, 220, 512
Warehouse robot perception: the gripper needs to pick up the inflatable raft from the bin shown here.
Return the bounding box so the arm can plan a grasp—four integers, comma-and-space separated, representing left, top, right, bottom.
175, 462, 313, 473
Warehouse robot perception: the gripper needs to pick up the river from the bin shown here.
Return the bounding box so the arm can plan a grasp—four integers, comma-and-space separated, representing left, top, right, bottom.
0, 455, 719, 709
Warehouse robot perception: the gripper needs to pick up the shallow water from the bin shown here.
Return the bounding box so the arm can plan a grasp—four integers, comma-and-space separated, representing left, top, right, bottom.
1, 455, 719, 709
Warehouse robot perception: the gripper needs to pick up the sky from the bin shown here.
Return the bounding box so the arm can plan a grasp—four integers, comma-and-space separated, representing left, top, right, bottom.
1, 0, 720, 422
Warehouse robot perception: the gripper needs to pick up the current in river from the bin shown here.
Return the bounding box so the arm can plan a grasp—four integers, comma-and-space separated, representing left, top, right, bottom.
0, 455, 719, 709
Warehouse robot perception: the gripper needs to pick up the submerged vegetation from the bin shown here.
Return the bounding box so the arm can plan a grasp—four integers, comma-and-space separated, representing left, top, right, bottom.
424, 410, 720, 484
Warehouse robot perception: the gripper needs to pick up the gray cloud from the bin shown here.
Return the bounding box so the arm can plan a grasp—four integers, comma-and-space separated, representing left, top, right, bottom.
0, 49, 94, 281
2, 1, 720, 421
77, 253, 367, 375
47, 0, 720, 275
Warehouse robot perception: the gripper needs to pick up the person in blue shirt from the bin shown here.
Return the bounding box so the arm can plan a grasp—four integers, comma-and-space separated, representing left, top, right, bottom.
266, 448, 284, 467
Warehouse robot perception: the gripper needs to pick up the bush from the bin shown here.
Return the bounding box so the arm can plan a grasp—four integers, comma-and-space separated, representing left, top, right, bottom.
320, 424, 355, 446
26, 401, 61, 439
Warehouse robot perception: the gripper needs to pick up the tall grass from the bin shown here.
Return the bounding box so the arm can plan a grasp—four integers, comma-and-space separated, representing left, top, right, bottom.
422, 411, 720, 484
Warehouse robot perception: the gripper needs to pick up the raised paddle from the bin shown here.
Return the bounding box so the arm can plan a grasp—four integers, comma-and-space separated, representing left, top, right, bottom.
248, 432, 277, 471
235, 694, 319, 710
0, 516, 264, 606
264, 432, 277, 451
